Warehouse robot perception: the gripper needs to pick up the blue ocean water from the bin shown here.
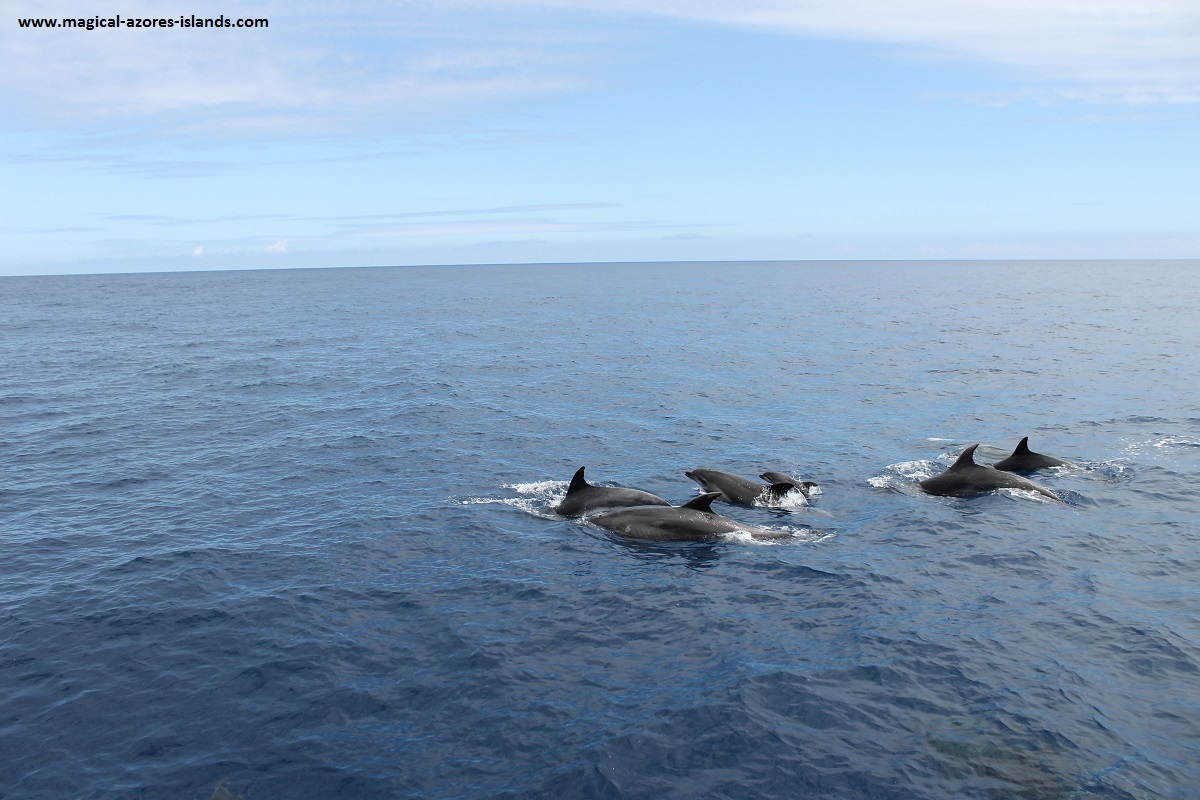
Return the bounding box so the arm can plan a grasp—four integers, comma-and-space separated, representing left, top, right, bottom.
2, 260, 1198, 799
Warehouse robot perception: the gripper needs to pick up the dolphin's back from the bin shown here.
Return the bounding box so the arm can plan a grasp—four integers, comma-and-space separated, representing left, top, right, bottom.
590, 497, 729, 541
993, 437, 1066, 472
590, 493, 792, 541
554, 466, 669, 517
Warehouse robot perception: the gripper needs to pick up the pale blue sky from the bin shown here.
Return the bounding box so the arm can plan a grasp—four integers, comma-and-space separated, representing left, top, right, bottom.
3, 0, 1198, 275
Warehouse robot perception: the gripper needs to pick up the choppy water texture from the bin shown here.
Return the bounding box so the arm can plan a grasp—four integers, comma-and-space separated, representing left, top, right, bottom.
3, 260, 1199, 799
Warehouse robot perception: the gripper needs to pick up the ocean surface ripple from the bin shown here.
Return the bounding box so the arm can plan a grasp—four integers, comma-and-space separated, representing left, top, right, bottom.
2, 261, 1198, 799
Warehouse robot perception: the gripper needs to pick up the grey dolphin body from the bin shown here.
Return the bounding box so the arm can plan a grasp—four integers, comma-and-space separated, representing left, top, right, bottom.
554, 467, 670, 517
919, 444, 1060, 500
685, 468, 800, 505
992, 437, 1066, 473
590, 493, 791, 541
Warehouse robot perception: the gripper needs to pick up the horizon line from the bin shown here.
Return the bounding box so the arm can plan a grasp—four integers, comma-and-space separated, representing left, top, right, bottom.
3, 256, 1198, 279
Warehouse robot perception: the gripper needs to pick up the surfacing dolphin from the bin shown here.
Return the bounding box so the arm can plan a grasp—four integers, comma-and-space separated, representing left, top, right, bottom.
685, 468, 803, 505
554, 466, 670, 517
992, 437, 1066, 473
919, 444, 1060, 500
590, 493, 791, 542
759, 472, 819, 498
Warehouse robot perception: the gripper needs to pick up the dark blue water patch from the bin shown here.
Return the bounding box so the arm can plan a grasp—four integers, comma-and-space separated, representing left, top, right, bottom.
2, 261, 1200, 799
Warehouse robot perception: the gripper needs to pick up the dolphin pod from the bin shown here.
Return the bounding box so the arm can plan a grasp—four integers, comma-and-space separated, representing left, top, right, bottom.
549, 435, 1067, 543
919, 444, 1061, 500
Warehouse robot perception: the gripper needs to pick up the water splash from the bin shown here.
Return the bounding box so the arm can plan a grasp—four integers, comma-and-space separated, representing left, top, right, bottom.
870, 459, 940, 491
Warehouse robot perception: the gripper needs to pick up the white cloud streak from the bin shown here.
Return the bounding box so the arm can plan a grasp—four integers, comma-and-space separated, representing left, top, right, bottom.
2, 0, 1196, 141
528, 0, 1200, 104
2, 1, 597, 138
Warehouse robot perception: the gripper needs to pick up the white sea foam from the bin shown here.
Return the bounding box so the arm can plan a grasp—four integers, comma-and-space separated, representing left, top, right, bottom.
460, 496, 553, 516
508, 480, 567, 496
459, 479, 568, 518
870, 459, 941, 492
885, 460, 939, 480
1121, 436, 1200, 467
755, 489, 809, 509
722, 526, 829, 545
1152, 437, 1200, 449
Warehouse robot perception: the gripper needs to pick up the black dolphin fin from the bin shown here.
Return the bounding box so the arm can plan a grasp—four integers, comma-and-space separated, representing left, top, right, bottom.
949, 444, 980, 470
1012, 436, 1031, 454
768, 482, 799, 497
566, 467, 591, 495
681, 492, 721, 513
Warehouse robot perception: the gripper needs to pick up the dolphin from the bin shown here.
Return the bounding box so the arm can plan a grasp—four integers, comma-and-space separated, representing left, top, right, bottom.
919, 444, 1060, 500
554, 466, 670, 517
685, 468, 802, 505
589, 493, 791, 542
992, 437, 1066, 473
759, 472, 819, 498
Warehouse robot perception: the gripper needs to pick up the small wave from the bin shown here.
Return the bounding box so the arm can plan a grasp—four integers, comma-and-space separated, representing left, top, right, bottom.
1088, 459, 1134, 481
1122, 436, 1200, 463
1052, 489, 1096, 507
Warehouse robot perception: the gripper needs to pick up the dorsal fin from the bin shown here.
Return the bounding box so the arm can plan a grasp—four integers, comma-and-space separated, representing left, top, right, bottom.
1013, 436, 1031, 454
681, 492, 721, 512
949, 444, 980, 469
566, 466, 591, 495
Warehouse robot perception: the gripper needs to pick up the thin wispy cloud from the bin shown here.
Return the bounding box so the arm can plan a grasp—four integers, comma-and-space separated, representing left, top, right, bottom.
98, 203, 619, 229
2, 0, 600, 138
4, 0, 1195, 145
525, 0, 1200, 104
